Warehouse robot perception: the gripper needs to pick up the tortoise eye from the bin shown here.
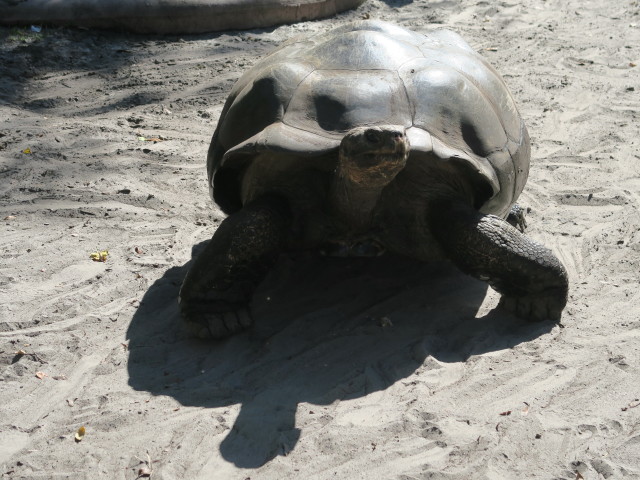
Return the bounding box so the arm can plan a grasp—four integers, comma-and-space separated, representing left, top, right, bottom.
365, 130, 380, 143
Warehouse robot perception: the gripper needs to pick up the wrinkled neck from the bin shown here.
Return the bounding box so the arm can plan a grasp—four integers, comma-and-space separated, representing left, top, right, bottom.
328, 167, 388, 231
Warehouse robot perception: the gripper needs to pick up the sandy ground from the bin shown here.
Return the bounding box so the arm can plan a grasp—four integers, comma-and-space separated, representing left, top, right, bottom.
1, 0, 639, 478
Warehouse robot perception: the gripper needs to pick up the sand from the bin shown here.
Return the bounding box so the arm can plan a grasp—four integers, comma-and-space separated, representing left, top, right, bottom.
1, 0, 639, 478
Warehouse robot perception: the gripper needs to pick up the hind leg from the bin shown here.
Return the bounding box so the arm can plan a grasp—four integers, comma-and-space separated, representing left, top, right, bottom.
506, 203, 527, 232
179, 195, 291, 339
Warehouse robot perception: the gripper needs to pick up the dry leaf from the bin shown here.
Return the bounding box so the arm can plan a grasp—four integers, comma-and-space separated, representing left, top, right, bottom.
622, 399, 640, 411
35, 371, 46, 379
75, 426, 86, 442
90, 250, 109, 262
575, 472, 584, 480
22, 147, 32, 154
499, 410, 512, 416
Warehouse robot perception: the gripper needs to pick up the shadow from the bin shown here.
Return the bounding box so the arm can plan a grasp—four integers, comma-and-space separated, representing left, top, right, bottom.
0, 26, 133, 107
0, 24, 276, 110
379, 0, 414, 7
126, 245, 556, 468
0, 24, 279, 197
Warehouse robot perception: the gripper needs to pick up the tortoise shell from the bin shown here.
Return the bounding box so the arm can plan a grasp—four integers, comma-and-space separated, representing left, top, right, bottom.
208, 20, 529, 218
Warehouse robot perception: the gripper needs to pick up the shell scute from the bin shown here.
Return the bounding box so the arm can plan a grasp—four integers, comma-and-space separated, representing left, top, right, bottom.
217, 61, 314, 158
284, 69, 412, 135
304, 30, 422, 71
400, 62, 508, 158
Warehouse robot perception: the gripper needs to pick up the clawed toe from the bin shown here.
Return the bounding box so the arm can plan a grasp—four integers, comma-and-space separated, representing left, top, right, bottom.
499, 292, 565, 323
182, 304, 253, 340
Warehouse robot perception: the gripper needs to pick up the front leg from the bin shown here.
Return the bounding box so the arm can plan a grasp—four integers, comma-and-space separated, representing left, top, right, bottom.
429, 200, 568, 321
179, 195, 291, 339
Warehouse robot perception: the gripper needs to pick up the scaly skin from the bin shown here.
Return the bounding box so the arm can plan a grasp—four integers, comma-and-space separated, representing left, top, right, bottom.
179, 195, 291, 339
179, 126, 409, 339
430, 199, 568, 321
180, 126, 568, 340
506, 203, 527, 232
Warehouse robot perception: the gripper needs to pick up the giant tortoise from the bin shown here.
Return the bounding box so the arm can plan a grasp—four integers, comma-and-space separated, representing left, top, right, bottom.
179, 20, 569, 339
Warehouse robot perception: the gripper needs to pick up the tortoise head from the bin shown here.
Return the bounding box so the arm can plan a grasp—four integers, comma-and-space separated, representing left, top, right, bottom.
338, 125, 409, 187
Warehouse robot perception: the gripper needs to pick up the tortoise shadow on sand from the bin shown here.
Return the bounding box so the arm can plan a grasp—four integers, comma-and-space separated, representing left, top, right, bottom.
126, 242, 556, 469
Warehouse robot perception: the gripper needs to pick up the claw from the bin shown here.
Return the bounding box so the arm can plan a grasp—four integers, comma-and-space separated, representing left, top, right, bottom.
237, 308, 253, 327
183, 319, 212, 340
530, 302, 547, 322
205, 314, 228, 339
499, 293, 565, 323
182, 304, 253, 340
222, 311, 241, 332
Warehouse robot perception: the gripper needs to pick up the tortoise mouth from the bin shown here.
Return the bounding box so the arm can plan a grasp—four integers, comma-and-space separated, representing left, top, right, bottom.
339, 125, 409, 185
351, 142, 406, 166
342, 153, 408, 185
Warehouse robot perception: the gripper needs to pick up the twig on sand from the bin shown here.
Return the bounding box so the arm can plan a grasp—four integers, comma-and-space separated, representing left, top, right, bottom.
134, 452, 153, 479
